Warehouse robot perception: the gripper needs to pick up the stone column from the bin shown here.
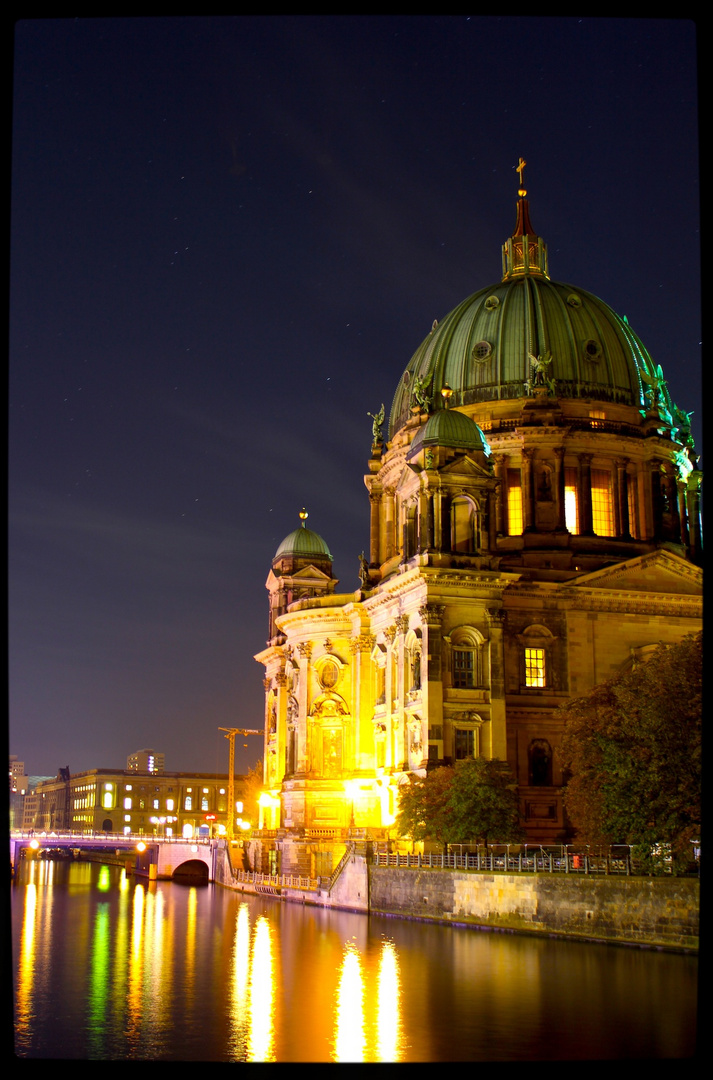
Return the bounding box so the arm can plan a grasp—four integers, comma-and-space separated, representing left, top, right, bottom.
578, 453, 594, 535
554, 447, 566, 531
615, 459, 630, 538
492, 454, 508, 536
384, 487, 395, 560
522, 449, 535, 531
369, 488, 381, 566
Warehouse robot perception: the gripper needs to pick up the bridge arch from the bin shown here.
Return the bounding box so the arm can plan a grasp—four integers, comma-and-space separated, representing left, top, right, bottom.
171, 859, 210, 883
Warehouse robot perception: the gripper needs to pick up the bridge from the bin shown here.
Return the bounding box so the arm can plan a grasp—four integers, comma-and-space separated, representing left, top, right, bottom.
10, 831, 219, 883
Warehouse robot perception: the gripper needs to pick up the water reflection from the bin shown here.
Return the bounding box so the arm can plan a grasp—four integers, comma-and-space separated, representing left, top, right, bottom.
12, 860, 697, 1061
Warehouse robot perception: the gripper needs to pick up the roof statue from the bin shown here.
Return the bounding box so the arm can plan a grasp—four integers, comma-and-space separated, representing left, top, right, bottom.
367, 403, 385, 444
411, 371, 433, 414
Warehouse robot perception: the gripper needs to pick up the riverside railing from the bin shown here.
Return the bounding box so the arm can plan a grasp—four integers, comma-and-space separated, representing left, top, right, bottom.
371, 846, 637, 875
231, 867, 321, 891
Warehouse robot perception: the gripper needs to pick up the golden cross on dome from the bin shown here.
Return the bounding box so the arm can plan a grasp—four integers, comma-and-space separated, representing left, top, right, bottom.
516, 156, 527, 196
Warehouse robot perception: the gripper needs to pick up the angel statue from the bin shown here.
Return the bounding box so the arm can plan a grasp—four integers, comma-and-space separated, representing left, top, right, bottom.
640, 364, 668, 411
528, 350, 553, 386
367, 403, 385, 444
412, 371, 433, 413
525, 351, 555, 395
672, 403, 694, 437
358, 550, 370, 588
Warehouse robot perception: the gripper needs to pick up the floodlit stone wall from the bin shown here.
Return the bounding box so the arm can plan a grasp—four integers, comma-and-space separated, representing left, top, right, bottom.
369, 868, 699, 950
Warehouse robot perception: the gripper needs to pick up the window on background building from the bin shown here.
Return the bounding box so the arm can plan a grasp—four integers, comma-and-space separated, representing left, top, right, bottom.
524, 647, 546, 687
184, 796, 192, 810
201, 796, 209, 811
565, 467, 579, 533
124, 797, 132, 810
507, 469, 523, 534
591, 470, 613, 535
453, 647, 475, 688
102, 784, 113, 810
153, 799, 159, 810
166, 799, 174, 811
589, 410, 606, 429
454, 728, 476, 760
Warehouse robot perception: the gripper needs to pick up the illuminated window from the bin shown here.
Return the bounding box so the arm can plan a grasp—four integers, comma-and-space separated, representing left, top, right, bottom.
124, 814, 131, 823
102, 784, 113, 810
125, 784, 132, 791
589, 410, 606, 428
153, 799, 159, 810
123, 797, 132, 810
524, 648, 546, 687
591, 470, 613, 536
201, 796, 209, 811
184, 796, 192, 810
453, 648, 475, 688
565, 467, 579, 533
166, 799, 174, 811
507, 469, 523, 535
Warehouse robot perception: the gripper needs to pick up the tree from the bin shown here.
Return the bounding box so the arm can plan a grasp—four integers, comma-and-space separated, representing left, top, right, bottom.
446, 758, 523, 847
558, 633, 701, 874
241, 759, 264, 831
395, 758, 523, 849
395, 766, 455, 849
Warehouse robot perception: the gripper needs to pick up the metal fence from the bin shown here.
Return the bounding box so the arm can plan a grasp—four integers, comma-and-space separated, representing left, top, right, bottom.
372, 846, 639, 875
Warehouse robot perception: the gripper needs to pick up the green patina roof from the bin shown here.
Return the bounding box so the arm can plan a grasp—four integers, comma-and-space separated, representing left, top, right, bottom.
389, 198, 665, 439
408, 408, 491, 457
274, 526, 333, 562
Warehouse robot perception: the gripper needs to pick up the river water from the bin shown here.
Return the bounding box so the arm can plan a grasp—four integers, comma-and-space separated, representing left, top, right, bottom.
11, 859, 698, 1061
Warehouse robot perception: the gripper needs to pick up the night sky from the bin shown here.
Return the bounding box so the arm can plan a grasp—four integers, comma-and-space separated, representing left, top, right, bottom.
9, 17, 701, 779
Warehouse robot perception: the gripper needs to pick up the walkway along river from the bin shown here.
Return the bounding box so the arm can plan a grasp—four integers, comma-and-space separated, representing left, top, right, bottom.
217, 841, 700, 953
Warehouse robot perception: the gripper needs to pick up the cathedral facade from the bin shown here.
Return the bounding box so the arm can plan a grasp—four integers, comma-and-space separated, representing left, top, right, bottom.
253, 181, 702, 876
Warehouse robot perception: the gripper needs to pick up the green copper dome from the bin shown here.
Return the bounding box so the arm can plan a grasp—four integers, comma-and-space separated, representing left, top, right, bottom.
408, 407, 491, 458
274, 525, 333, 562
389, 197, 666, 439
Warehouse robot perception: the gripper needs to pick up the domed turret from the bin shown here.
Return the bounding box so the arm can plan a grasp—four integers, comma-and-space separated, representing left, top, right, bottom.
266, 510, 337, 645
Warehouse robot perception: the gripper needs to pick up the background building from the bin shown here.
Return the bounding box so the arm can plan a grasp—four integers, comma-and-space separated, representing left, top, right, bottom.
253, 182, 702, 876
20, 768, 249, 838
126, 749, 166, 774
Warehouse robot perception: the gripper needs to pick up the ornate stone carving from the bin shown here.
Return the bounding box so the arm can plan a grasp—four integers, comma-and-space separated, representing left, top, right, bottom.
297, 641, 313, 659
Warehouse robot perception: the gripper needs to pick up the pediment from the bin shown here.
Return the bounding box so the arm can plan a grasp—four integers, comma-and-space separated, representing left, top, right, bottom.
266, 564, 334, 588
569, 549, 702, 596
438, 454, 493, 479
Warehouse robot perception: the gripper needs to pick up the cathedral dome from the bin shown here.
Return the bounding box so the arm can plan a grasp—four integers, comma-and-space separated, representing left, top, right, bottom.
388, 196, 665, 439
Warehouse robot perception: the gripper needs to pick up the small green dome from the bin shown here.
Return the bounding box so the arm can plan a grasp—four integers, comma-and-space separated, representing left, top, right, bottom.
408, 408, 491, 458
274, 525, 333, 562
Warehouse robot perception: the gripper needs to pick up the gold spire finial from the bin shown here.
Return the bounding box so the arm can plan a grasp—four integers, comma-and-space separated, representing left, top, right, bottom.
516, 156, 527, 197
299, 508, 308, 527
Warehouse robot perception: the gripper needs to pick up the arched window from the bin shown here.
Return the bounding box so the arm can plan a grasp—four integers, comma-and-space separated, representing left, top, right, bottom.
529, 739, 553, 785
451, 496, 478, 553
447, 626, 487, 690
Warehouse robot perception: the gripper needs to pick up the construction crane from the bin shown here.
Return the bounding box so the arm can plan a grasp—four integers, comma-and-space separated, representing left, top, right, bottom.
219, 727, 261, 840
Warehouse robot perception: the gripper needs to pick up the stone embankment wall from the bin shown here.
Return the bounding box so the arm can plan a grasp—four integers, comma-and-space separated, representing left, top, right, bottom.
369, 868, 699, 951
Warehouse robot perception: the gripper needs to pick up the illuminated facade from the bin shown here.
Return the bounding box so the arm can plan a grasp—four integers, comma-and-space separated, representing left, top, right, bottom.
23, 768, 249, 837
254, 176, 702, 874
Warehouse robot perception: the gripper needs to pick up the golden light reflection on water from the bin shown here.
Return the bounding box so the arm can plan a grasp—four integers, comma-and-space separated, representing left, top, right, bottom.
247, 915, 275, 1061
376, 940, 402, 1061
332, 937, 404, 1063
334, 942, 366, 1061
228, 903, 251, 1056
